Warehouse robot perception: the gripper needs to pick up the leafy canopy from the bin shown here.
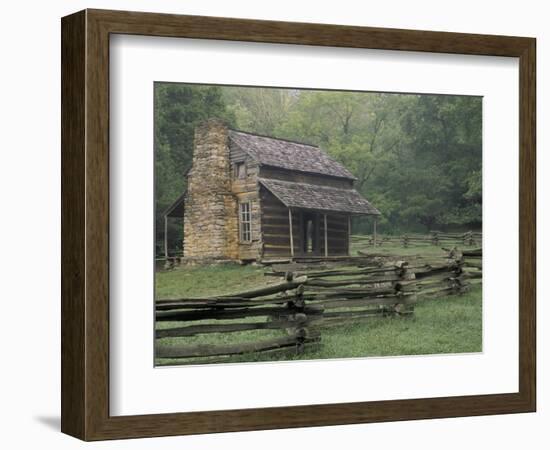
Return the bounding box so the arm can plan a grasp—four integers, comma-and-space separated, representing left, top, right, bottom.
154, 84, 482, 251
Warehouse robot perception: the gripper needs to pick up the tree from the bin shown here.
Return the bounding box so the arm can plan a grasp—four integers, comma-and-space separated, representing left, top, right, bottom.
223, 87, 296, 136
154, 83, 236, 252
398, 95, 482, 229
154, 84, 482, 241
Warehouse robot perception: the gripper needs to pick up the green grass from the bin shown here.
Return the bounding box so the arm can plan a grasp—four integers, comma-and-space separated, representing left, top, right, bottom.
155, 263, 270, 299
350, 241, 453, 258
155, 245, 482, 366
302, 287, 482, 359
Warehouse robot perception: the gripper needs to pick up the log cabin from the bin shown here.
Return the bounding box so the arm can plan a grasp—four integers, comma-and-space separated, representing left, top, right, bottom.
163, 118, 380, 262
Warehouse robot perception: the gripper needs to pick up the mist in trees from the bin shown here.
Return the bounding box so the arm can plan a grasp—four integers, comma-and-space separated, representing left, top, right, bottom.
155, 83, 482, 251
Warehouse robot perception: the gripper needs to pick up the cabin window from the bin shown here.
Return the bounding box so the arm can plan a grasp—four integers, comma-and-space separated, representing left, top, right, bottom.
234, 162, 246, 179
239, 202, 252, 242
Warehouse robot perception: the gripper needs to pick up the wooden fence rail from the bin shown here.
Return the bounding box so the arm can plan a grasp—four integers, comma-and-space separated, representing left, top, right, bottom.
155, 248, 482, 363
351, 230, 482, 248
155, 276, 321, 363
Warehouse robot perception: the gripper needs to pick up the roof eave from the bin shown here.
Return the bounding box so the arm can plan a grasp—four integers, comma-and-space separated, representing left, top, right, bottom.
292, 207, 381, 216
228, 134, 261, 165
258, 178, 380, 216
162, 190, 186, 218
260, 164, 357, 181
229, 130, 357, 180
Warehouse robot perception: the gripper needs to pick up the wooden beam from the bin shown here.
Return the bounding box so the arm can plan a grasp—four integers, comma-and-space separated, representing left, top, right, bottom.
288, 208, 294, 258
373, 217, 378, 248
324, 214, 328, 257
348, 215, 351, 256
156, 335, 320, 359
164, 215, 169, 259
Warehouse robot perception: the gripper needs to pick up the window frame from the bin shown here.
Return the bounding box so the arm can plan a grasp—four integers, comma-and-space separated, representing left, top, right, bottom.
238, 201, 252, 243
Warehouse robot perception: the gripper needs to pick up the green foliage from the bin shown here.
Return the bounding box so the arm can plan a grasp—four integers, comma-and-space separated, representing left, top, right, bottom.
269, 90, 482, 232
397, 95, 482, 229
222, 87, 297, 136
154, 83, 236, 251
155, 84, 482, 249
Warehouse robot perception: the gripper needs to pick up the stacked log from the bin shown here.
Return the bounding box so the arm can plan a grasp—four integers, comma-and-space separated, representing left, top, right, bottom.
447, 247, 482, 285
350, 231, 482, 250
278, 250, 476, 307
270, 259, 418, 328
155, 275, 320, 363
156, 249, 482, 363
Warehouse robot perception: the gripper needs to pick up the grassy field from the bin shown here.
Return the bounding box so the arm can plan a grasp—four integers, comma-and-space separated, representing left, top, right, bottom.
155, 246, 482, 366
350, 240, 457, 258
155, 264, 270, 299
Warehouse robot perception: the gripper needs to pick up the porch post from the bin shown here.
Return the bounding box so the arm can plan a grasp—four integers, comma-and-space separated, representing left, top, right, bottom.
373, 216, 378, 248
348, 215, 351, 255
324, 214, 328, 257
164, 215, 169, 259
288, 208, 294, 258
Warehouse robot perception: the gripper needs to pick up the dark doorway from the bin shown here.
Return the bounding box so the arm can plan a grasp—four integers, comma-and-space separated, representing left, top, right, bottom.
301, 212, 319, 255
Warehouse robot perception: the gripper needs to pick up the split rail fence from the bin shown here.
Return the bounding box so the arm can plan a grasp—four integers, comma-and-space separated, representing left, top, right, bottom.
352, 230, 482, 248
155, 249, 482, 364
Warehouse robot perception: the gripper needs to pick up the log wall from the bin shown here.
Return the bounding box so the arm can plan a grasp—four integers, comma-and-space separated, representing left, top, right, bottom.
320, 213, 350, 256
260, 166, 353, 189
231, 161, 262, 260
260, 187, 301, 257
260, 187, 350, 258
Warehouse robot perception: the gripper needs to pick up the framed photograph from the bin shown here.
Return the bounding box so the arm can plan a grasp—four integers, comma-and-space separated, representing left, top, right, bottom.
61, 9, 536, 440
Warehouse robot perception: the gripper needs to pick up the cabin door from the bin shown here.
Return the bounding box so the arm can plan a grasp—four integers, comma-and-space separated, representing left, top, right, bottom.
300, 212, 320, 255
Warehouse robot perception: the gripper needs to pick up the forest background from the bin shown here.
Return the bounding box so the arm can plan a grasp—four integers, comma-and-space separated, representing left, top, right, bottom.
154, 84, 482, 253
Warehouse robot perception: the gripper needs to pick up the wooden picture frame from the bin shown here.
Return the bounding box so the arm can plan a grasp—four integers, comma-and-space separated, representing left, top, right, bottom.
61, 9, 536, 441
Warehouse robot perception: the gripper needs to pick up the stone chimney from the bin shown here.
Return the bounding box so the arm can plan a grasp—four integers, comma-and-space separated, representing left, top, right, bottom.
183, 119, 238, 259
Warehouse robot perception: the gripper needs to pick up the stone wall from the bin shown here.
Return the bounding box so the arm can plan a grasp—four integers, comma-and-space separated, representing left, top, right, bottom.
183, 119, 239, 259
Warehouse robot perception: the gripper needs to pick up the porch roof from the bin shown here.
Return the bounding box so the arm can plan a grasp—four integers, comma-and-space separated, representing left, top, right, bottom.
163, 191, 186, 218
259, 178, 380, 216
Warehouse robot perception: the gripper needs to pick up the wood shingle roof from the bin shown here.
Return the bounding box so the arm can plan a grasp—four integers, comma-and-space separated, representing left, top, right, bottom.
229, 130, 356, 180
259, 178, 380, 215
